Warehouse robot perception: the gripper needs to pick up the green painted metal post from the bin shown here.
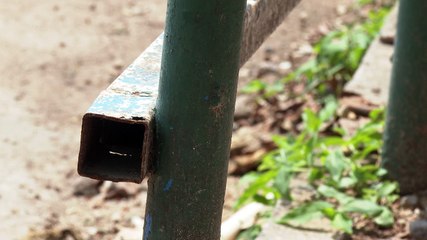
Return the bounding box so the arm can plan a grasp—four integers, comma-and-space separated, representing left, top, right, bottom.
143, 0, 247, 239
382, 1, 427, 194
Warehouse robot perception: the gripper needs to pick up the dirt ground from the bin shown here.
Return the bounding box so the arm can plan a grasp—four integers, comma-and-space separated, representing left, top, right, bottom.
0, 0, 352, 239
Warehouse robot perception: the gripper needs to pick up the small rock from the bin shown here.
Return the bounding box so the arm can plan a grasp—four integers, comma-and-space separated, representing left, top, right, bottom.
290, 43, 313, 61
380, 6, 397, 45
25, 228, 81, 240
234, 95, 257, 119
86, 227, 98, 236
239, 67, 251, 79
299, 11, 308, 29
131, 216, 144, 228
112, 211, 122, 222
89, 4, 97, 12
73, 179, 102, 197
113, 59, 124, 71
400, 195, 419, 209
278, 61, 292, 71
410, 219, 427, 240
231, 126, 263, 154
232, 149, 266, 174
257, 62, 280, 78
333, 232, 352, 240
227, 160, 238, 174
104, 184, 131, 200
256, 221, 331, 240
336, 5, 347, 16
123, 6, 145, 16
298, 44, 313, 55
318, 24, 330, 36
111, 22, 129, 35
14, 92, 26, 101
299, 11, 308, 20
263, 47, 276, 61
114, 227, 143, 240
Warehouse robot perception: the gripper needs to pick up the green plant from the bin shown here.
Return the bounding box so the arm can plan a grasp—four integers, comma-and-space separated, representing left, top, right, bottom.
291, 7, 390, 97
236, 2, 397, 235
242, 6, 391, 98
236, 104, 398, 234
357, 0, 376, 6
236, 225, 262, 240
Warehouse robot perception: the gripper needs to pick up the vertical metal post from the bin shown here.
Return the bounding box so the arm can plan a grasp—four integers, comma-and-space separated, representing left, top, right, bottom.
382, 0, 427, 194
143, 0, 247, 239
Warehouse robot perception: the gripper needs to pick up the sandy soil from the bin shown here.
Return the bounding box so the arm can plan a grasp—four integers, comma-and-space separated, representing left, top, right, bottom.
0, 0, 351, 239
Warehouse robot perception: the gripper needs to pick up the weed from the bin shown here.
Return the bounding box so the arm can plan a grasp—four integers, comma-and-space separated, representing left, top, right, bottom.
236, 103, 398, 233
242, 6, 392, 99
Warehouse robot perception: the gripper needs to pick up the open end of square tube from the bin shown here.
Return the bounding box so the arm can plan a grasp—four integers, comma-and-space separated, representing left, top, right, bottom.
78, 114, 146, 183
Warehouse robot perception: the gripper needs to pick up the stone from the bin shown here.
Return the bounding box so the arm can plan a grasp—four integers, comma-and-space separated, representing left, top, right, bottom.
410, 219, 427, 240
257, 62, 281, 77
234, 95, 257, 120
380, 5, 397, 45
344, 5, 398, 105
114, 227, 142, 240
279, 61, 292, 71
131, 216, 144, 228
104, 184, 131, 200
256, 221, 333, 240
400, 195, 419, 209
72, 178, 102, 198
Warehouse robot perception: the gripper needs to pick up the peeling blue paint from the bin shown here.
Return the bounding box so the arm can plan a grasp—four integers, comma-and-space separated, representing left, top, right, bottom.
143, 214, 152, 240
163, 179, 173, 192
86, 34, 164, 120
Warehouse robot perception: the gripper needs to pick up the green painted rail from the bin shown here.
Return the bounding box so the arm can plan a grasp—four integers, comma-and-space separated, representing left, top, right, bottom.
382, 0, 427, 194
142, 1, 247, 239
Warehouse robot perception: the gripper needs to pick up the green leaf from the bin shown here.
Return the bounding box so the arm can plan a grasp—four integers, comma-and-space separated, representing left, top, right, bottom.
308, 168, 323, 183
376, 168, 388, 177
239, 172, 260, 186
332, 213, 353, 234
322, 207, 337, 220
274, 166, 293, 200
374, 207, 394, 227
236, 225, 262, 240
303, 108, 321, 133
271, 135, 289, 149
322, 136, 346, 146
253, 194, 275, 206
376, 182, 398, 197
265, 82, 284, 97
325, 151, 351, 183
317, 185, 354, 205
279, 201, 333, 225
235, 170, 278, 209
353, 165, 380, 183
340, 199, 383, 217
241, 80, 266, 94
369, 108, 384, 121
319, 97, 338, 121
295, 59, 317, 76
338, 177, 357, 188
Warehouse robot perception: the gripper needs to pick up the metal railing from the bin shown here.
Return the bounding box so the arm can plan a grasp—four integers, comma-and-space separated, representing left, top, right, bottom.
78, 0, 301, 239
76, 0, 427, 238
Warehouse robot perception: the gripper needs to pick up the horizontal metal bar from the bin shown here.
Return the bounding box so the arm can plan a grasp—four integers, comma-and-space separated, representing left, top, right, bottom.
78, 0, 301, 183
241, 0, 301, 64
